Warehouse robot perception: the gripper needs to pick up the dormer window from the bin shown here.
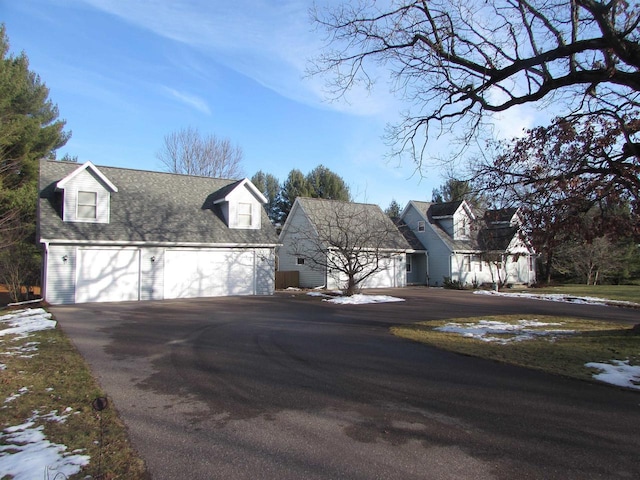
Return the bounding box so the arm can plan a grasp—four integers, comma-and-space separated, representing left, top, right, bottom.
56, 161, 118, 224
77, 191, 97, 220
457, 218, 470, 238
237, 202, 252, 227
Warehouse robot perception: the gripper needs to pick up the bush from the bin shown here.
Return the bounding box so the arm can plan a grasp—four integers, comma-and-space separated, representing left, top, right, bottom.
0, 242, 41, 303
443, 277, 466, 290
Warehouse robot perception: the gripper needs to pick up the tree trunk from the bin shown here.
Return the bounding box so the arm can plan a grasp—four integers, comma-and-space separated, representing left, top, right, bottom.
345, 276, 357, 296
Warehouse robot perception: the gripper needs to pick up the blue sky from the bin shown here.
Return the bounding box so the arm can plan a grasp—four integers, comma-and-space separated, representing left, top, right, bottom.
3, 0, 542, 209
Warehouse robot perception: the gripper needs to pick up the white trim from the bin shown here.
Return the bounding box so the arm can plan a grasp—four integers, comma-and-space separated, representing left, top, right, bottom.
56, 161, 118, 192
41, 238, 280, 248
213, 178, 268, 204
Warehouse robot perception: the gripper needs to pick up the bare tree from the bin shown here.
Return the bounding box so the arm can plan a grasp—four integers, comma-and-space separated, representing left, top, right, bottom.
287, 199, 409, 295
553, 236, 625, 285
311, 1, 639, 169
157, 126, 244, 178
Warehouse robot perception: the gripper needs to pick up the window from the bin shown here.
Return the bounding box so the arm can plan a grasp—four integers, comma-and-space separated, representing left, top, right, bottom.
296, 257, 305, 265
417, 221, 425, 232
529, 255, 534, 271
237, 202, 252, 227
77, 191, 97, 220
463, 255, 471, 272
406, 255, 412, 273
473, 255, 482, 272
457, 218, 470, 238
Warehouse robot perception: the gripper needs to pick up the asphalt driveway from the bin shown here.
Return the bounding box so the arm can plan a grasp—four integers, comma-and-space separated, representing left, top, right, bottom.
52, 287, 640, 479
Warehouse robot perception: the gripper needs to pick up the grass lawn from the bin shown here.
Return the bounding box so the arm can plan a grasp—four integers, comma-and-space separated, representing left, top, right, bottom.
391, 315, 640, 387
526, 284, 640, 304
0, 309, 149, 479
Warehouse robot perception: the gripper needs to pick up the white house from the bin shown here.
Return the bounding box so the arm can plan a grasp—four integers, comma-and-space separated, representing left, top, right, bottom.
37, 160, 279, 304
399, 200, 536, 287
278, 198, 412, 291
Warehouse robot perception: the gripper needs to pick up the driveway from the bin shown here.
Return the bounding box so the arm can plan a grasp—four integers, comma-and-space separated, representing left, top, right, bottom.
52, 288, 640, 479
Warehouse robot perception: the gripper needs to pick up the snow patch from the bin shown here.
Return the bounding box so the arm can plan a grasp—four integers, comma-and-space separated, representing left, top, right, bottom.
474, 290, 639, 307
0, 410, 89, 480
0, 308, 56, 339
585, 360, 640, 390
435, 319, 574, 344
323, 294, 405, 305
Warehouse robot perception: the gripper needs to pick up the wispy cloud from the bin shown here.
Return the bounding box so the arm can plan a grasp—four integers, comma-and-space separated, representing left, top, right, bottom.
161, 87, 211, 115
74, 0, 397, 117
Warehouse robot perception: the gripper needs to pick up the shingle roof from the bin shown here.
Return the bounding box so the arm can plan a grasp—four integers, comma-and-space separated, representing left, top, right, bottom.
395, 220, 425, 251
38, 160, 279, 245
429, 201, 464, 217
406, 200, 522, 253
295, 197, 411, 251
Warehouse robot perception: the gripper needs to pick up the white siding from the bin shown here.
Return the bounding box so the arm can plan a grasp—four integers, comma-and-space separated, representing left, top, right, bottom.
278, 204, 327, 288
255, 248, 276, 295
61, 169, 111, 224
44, 245, 77, 305
140, 248, 164, 301
224, 184, 262, 230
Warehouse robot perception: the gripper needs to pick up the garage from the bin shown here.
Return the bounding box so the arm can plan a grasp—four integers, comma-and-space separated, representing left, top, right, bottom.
76, 248, 141, 303
164, 249, 256, 299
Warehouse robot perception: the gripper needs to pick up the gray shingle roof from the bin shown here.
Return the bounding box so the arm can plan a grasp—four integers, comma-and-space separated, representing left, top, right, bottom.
406, 200, 523, 253
38, 160, 279, 245
295, 197, 411, 251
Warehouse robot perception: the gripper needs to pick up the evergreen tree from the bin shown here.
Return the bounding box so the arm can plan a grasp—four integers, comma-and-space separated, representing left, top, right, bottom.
251, 170, 281, 223
278, 169, 310, 223
306, 165, 350, 201
0, 24, 70, 249
384, 199, 401, 219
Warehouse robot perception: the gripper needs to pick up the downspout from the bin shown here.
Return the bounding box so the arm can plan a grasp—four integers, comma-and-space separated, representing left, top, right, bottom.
425, 251, 429, 286
41, 241, 49, 302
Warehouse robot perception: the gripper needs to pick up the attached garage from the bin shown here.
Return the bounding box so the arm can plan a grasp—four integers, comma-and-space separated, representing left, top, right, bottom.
38, 160, 280, 305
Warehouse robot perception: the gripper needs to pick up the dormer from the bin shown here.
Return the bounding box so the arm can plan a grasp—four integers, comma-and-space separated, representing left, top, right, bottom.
430, 200, 475, 240
213, 178, 267, 230
55, 161, 118, 224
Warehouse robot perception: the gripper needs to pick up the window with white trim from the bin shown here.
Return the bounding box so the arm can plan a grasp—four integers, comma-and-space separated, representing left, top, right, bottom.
406, 255, 412, 273
297, 257, 305, 265
237, 202, 252, 227
418, 221, 425, 232
463, 255, 471, 272
77, 191, 97, 220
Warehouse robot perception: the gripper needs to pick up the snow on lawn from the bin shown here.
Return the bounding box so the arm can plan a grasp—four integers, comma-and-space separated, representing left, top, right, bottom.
474, 289, 639, 307
0, 308, 56, 338
435, 319, 575, 344
0, 410, 90, 480
0, 308, 90, 479
585, 360, 640, 390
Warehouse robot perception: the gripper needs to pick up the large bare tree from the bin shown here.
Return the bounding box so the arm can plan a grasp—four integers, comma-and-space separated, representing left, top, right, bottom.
157, 126, 243, 179
311, 0, 639, 174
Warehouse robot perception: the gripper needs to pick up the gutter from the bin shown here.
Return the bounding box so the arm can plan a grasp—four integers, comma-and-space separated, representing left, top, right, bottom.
40, 239, 281, 249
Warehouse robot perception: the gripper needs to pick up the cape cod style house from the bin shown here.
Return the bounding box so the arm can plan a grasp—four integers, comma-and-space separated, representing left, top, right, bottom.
37, 160, 279, 304
399, 200, 536, 287
278, 197, 412, 291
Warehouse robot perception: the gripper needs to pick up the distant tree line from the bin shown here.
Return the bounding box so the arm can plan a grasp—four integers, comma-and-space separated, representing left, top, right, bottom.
251, 164, 350, 225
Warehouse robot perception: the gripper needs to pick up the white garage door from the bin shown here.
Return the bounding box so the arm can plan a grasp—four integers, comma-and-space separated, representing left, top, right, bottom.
359, 257, 397, 289
164, 249, 255, 299
76, 248, 140, 303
